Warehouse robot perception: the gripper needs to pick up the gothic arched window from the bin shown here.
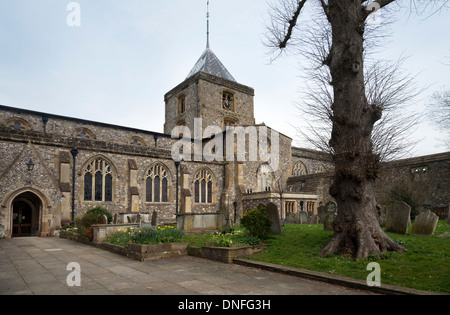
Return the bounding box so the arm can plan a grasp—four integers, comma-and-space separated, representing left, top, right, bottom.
292, 161, 308, 176
146, 164, 170, 203
194, 169, 214, 204
83, 158, 113, 202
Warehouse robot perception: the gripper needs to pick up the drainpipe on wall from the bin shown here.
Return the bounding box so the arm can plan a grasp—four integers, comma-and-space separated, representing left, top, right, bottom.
70, 149, 79, 224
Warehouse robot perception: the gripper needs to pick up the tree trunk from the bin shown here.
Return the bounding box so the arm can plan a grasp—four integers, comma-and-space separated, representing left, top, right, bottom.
321, 0, 404, 259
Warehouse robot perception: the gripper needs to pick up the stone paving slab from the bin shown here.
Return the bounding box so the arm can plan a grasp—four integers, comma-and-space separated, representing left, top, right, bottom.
0, 237, 374, 295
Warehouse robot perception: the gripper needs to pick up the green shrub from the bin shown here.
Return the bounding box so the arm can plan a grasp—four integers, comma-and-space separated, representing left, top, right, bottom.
75, 207, 112, 231
85, 207, 112, 223
240, 208, 272, 240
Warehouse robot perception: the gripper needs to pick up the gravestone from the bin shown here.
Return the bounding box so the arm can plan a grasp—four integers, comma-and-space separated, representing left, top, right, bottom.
325, 201, 337, 214
151, 211, 158, 226
411, 210, 439, 236
385, 201, 411, 235
324, 212, 336, 231
293, 213, 301, 224
317, 205, 327, 224
113, 213, 118, 224
285, 212, 296, 224
101, 215, 108, 225
300, 211, 308, 224
264, 203, 282, 235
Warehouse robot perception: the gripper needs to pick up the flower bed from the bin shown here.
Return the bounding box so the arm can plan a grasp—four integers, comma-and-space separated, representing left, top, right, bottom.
98, 224, 188, 262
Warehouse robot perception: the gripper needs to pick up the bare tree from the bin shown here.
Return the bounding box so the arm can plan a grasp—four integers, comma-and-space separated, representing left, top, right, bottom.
297, 56, 423, 162
427, 89, 450, 149
264, 0, 447, 259
271, 171, 289, 220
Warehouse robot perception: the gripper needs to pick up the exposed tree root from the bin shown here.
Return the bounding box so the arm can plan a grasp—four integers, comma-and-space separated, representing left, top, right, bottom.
321, 220, 405, 260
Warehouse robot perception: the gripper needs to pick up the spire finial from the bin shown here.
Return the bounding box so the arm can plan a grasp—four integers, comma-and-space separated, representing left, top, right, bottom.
206, 0, 210, 49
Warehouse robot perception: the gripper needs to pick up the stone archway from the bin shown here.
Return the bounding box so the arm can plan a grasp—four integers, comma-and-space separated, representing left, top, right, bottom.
1, 187, 52, 238
12, 192, 41, 237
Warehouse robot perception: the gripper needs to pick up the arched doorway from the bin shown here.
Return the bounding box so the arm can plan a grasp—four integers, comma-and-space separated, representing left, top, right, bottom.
11, 192, 42, 237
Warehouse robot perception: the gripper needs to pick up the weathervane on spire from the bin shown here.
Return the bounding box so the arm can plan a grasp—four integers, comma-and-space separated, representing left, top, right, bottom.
206, 0, 210, 49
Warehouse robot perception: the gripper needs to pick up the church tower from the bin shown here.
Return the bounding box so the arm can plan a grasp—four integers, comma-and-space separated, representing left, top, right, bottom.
163, 2, 255, 135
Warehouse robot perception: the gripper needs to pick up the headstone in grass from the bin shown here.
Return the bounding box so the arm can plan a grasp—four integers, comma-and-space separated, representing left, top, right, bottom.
325, 201, 337, 214
264, 203, 282, 235
385, 201, 411, 235
411, 210, 439, 236
285, 212, 296, 224
293, 213, 301, 224
310, 215, 319, 224
318, 205, 327, 224
324, 212, 336, 231
378, 205, 387, 227
300, 211, 308, 224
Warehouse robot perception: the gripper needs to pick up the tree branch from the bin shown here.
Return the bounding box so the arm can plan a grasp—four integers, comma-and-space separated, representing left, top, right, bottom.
278, 0, 308, 49
320, 0, 330, 22
363, 0, 397, 20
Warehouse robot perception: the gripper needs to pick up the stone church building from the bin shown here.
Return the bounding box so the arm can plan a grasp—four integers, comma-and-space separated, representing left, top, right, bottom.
1, 44, 448, 238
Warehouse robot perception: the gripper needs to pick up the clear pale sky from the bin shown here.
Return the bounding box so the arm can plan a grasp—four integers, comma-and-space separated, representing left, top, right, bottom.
0, 0, 448, 157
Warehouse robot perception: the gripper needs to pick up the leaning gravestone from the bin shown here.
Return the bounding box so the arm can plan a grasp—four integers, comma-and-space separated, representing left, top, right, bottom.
324, 212, 336, 231
264, 203, 282, 235
411, 210, 439, 236
385, 201, 411, 235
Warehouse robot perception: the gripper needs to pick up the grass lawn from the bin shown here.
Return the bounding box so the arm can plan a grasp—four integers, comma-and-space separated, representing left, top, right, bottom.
247, 221, 450, 294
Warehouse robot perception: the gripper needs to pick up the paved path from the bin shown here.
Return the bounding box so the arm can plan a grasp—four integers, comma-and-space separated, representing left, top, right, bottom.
0, 237, 374, 295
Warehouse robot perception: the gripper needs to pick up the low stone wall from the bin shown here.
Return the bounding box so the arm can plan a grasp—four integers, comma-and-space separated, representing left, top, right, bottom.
97, 242, 189, 262
188, 244, 269, 264
59, 230, 91, 245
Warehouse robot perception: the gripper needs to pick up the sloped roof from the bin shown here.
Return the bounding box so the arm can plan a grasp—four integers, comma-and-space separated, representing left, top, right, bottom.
186, 48, 236, 82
